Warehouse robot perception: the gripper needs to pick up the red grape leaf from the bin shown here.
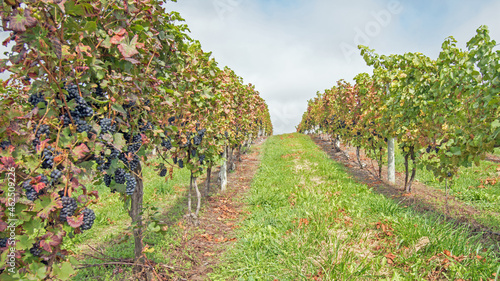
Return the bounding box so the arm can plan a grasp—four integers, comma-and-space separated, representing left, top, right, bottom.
34, 193, 62, 219
71, 177, 81, 189
40, 231, 63, 252
67, 213, 83, 228
0, 220, 7, 232
110, 33, 125, 45
118, 34, 139, 58
33, 182, 46, 192
7, 10, 37, 33
115, 28, 127, 36
73, 143, 90, 159
0, 156, 17, 170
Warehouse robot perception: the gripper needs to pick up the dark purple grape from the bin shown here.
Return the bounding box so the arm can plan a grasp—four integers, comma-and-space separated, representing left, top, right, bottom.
81, 208, 96, 231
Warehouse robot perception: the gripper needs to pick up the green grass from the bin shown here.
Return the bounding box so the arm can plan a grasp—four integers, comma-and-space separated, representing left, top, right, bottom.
211, 133, 500, 280
66, 162, 193, 280
392, 144, 500, 230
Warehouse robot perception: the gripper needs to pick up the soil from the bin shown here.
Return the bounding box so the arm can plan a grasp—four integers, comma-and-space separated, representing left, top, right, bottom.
310, 135, 500, 245
485, 153, 500, 163
160, 137, 266, 280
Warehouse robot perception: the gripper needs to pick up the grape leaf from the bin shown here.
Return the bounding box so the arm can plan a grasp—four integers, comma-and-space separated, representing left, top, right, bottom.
118, 34, 140, 58
33, 181, 46, 193
34, 193, 62, 219
40, 231, 62, 252
73, 143, 90, 159
7, 9, 37, 33
67, 213, 83, 228
52, 261, 75, 280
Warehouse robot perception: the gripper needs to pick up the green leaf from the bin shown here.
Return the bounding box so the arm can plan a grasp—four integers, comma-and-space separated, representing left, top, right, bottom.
491, 119, 500, 129
84, 21, 97, 33
65, 2, 86, 16
450, 146, 461, 156
111, 103, 126, 114
52, 261, 75, 280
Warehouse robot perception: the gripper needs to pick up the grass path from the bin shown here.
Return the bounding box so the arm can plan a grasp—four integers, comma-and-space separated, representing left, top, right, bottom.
68, 138, 266, 280
211, 133, 500, 280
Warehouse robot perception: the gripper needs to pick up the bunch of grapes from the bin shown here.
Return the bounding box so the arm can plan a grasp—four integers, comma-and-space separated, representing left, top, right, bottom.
119, 152, 140, 171
94, 84, 105, 98
125, 173, 137, 195
139, 121, 153, 132
29, 242, 42, 257
193, 135, 202, 146
0, 238, 8, 248
73, 96, 94, 118
96, 157, 111, 172
50, 169, 63, 183
104, 174, 112, 187
168, 116, 176, 125
64, 84, 79, 101
33, 124, 50, 146
159, 169, 167, 177
76, 119, 92, 134
161, 137, 172, 150
41, 146, 55, 169
193, 128, 206, 146
60, 112, 73, 127
178, 159, 184, 169
59, 196, 77, 222
108, 146, 120, 159
0, 140, 11, 150
114, 168, 126, 184
22, 180, 39, 201
128, 134, 142, 153
99, 118, 116, 134
35, 124, 50, 138
81, 208, 96, 231
28, 92, 47, 107
199, 154, 206, 165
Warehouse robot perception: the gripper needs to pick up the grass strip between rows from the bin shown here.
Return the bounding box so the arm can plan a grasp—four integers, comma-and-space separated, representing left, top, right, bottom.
212, 133, 500, 280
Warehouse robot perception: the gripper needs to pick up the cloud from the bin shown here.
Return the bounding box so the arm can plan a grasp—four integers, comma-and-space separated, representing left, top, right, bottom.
171, 0, 499, 135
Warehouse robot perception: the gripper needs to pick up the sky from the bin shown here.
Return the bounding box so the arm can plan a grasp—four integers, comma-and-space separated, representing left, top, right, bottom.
165, 0, 500, 135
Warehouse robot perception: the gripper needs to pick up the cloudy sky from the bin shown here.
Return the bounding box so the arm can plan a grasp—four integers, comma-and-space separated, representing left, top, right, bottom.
165, 0, 500, 135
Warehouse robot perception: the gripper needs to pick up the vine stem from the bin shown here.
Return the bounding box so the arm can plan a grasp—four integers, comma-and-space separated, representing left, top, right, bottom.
445, 178, 449, 215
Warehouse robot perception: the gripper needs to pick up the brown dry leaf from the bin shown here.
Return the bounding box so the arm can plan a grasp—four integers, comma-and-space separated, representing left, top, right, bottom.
177, 221, 186, 230
215, 237, 228, 243
443, 250, 452, 257
201, 233, 213, 242
385, 253, 396, 264
203, 252, 214, 257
